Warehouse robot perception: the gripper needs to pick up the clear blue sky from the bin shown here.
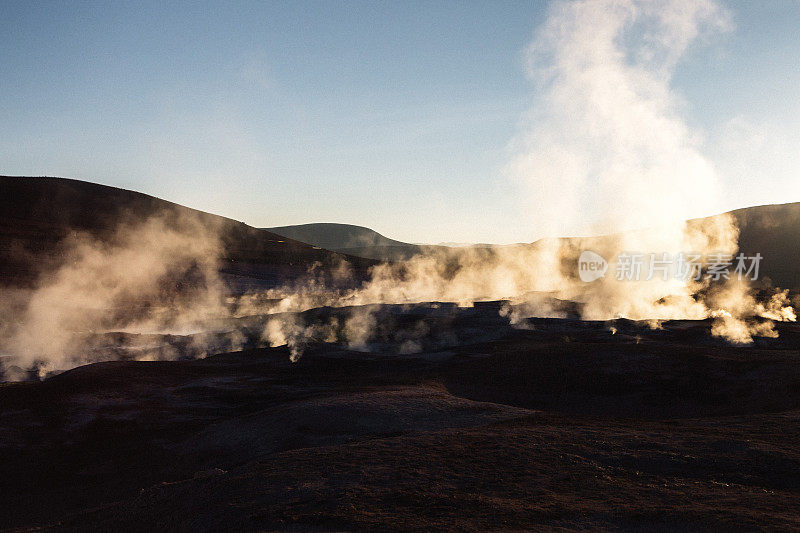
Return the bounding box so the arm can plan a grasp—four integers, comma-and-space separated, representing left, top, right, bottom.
2, 1, 799, 243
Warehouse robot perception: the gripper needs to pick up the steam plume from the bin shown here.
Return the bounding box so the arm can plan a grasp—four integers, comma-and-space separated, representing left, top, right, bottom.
1, 0, 795, 375
0, 212, 228, 378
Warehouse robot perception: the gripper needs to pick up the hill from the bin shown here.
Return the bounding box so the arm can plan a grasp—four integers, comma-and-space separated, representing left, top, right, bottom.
3, 177, 798, 290
0, 176, 375, 290
270, 205, 800, 290
266, 223, 408, 250
726, 202, 800, 289
265, 222, 434, 261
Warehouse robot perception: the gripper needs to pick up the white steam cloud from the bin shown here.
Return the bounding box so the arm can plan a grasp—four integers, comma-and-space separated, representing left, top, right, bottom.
0, 0, 795, 378
0, 213, 230, 379
508, 0, 732, 237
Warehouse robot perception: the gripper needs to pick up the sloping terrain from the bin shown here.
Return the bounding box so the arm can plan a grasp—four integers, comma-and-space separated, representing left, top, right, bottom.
727, 202, 800, 289
266, 222, 410, 250
0, 176, 375, 290
4, 177, 797, 289
267, 205, 800, 289
1, 305, 800, 530
550, 203, 800, 290
266, 222, 434, 261
1, 177, 799, 530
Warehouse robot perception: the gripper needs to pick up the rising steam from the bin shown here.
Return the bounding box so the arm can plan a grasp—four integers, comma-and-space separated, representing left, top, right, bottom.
0, 0, 795, 378
260, 0, 794, 351
0, 212, 228, 379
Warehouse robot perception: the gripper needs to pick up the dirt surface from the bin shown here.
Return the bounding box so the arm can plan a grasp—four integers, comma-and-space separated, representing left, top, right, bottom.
1, 308, 800, 531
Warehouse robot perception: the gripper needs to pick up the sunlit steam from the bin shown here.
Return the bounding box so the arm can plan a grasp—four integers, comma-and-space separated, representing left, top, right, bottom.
0, 0, 795, 378
0, 213, 229, 379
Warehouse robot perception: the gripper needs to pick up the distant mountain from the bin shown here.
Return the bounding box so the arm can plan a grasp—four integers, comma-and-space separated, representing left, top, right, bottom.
3, 177, 797, 291
0, 177, 375, 290
265, 223, 436, 261
266, 223, 405, 250
270, 205, 800, 290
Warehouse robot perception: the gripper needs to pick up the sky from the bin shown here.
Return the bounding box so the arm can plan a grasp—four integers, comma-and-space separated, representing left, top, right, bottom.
2, 0, 800, 244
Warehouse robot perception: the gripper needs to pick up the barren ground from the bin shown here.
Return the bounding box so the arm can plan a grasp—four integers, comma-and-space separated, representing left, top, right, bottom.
2, 305, 800, 531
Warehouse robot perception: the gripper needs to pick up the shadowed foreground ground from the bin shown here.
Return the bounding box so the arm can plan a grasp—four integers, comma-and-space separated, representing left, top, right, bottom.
2, 307, 800, 531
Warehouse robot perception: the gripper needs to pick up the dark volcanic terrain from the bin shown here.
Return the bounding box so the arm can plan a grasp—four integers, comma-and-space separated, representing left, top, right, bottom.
2, 304, 800, 531
3, 177, 800, 531
0, 176, 375, 290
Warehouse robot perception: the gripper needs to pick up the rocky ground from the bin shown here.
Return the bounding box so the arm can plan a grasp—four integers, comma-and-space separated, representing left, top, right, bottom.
2, 304, 800, 531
